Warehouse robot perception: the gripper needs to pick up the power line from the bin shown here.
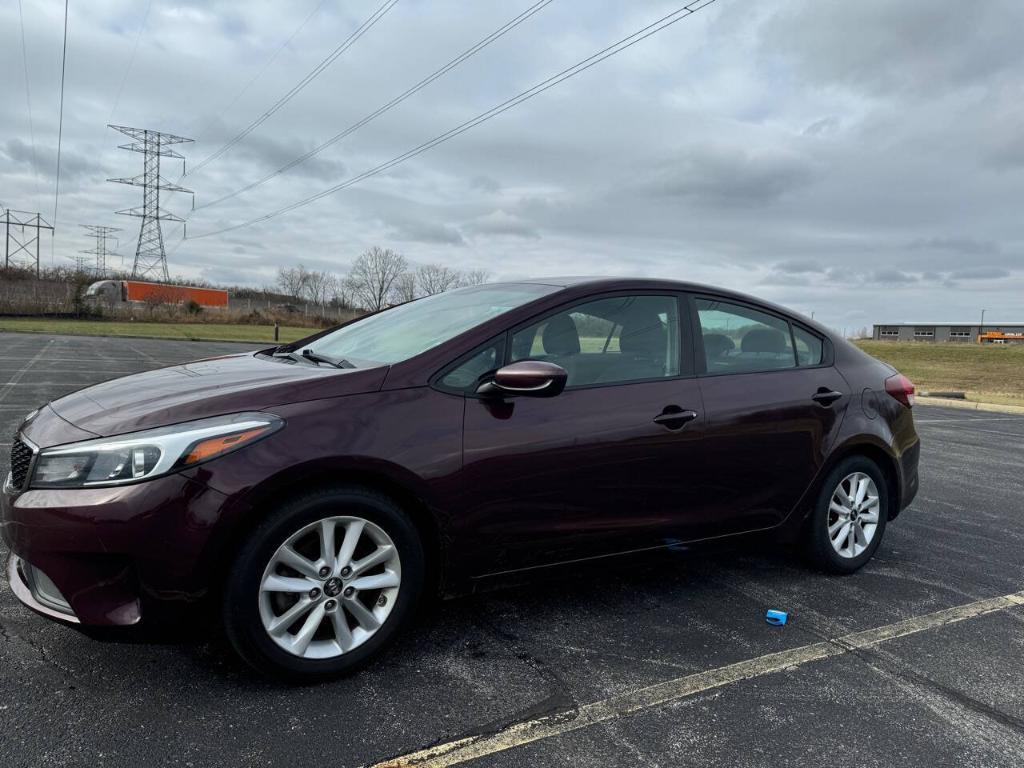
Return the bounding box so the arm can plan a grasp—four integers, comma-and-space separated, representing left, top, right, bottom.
189, 0, 329, 143
106, 0, 154, 124
195, 0, 556, 212
190, 0, 717, 240
188, 0, 400, 176
16, 0, 42, 209
52, 0, 69, 258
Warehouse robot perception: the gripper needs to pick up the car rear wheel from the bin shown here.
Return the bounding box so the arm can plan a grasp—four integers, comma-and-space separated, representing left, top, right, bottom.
223, 486, 424, 682
804, 456, 889, 574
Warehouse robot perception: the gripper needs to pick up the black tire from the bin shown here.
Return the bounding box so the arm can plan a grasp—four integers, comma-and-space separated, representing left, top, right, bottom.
804, 456, 889, 574
223, 486, 424, 683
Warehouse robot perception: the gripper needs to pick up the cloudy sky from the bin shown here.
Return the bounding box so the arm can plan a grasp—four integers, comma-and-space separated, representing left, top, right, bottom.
2, 0, 1022, 332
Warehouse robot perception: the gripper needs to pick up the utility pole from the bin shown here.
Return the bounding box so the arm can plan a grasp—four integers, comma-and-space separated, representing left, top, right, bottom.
107, 125, 194, 282
979, 308, 986, 344
2, 209, 54, 278
79, 225, 121, 277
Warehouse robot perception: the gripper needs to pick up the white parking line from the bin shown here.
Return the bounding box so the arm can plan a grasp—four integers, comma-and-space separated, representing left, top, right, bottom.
0, 340, 54, 405
370, 590, 1024, 768
929, 425, 1024, 439
0, 358, 149, 364
916, 416, 1023, 423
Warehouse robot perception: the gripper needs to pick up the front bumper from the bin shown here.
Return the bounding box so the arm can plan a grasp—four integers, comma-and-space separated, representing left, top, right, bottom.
7, 553, 80, 624
1, 469, 236, 628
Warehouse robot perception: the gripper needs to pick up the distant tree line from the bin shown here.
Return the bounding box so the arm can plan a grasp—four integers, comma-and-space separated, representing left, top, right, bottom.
275, 247, 488, 312
1, 247, 490, 317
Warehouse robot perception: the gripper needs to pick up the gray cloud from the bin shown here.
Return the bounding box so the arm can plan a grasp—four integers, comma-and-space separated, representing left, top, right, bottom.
774, 259, 824, 274
231, 133, 348, 182
947, 267, 1011, 281
3, 139, 105, 184
909, 236, 999, 256
871, 269, 917, 285
464, 210, 540, 240
1, 0, 1021, 329
385, 217, 465, 246
802, 116, 840, 137
638, 145, 818, 207
762, 0, 1024, 95
469, 175, 501, 193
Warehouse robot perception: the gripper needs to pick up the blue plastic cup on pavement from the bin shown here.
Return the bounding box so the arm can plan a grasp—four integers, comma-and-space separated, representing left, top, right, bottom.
766, 609, 788, 626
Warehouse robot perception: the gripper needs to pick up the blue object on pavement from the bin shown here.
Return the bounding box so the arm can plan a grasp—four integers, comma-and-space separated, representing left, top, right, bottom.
766, 609, 788, 626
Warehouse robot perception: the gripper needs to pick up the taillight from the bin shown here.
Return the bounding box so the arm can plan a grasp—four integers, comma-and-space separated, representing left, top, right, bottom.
885, 373, 915, 408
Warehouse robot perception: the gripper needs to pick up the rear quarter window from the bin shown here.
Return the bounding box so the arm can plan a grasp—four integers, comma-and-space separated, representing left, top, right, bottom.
793, 326, 824, 366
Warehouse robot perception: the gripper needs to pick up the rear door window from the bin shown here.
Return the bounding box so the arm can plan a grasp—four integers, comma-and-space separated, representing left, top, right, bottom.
696, 298, 796, 373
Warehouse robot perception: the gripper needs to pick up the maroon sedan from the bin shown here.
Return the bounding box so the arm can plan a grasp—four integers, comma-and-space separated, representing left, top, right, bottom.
2, 278, 919, 680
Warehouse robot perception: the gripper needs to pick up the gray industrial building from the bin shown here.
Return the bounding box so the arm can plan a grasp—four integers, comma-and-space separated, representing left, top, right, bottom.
871, 322, 1024, 342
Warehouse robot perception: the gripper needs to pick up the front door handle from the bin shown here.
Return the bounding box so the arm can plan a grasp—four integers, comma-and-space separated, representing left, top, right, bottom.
653, 407, 698, 430
812, 389, 844, 406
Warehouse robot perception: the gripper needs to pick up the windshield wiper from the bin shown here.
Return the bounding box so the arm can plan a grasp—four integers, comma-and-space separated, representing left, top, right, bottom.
300, 348, 355, 369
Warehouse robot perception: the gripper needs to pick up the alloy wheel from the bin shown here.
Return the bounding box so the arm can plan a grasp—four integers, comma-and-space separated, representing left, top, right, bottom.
827, 472, 880, 559
258, 516, 402, 659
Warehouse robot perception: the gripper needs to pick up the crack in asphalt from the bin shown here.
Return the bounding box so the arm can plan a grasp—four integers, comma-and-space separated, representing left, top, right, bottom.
0, 618, 80, 686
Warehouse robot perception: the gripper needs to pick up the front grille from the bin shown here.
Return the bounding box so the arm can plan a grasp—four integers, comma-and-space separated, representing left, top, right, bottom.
10, 436, 33, 490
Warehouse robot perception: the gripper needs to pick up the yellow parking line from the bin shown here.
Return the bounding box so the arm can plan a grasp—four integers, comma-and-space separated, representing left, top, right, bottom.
370, 590, 1024, 768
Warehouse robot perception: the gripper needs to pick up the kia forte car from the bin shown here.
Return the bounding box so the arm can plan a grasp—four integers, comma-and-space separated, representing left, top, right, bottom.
2, 278, 919, 680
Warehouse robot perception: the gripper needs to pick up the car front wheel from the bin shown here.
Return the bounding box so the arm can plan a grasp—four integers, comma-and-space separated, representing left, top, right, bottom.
223, 486, 424, 682
805, 456, 889, 574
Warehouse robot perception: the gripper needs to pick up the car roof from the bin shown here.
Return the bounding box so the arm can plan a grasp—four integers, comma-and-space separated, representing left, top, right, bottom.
500, 276, 829, 336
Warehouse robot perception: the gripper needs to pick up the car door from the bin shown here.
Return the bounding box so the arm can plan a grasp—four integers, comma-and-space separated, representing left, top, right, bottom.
690, 294, 850, 534
445, 292, 711, 575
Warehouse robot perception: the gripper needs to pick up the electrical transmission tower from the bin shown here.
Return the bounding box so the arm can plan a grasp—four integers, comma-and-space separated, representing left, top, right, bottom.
80, 225, 121, 277
3, 209, 54, 277
107, 125, 194, 281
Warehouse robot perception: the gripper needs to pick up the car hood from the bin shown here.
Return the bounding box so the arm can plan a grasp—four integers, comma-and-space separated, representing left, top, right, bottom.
46, 352, 388, 437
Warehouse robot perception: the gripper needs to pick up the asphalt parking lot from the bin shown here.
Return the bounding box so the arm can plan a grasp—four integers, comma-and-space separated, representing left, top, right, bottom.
1, 332, 1023, 768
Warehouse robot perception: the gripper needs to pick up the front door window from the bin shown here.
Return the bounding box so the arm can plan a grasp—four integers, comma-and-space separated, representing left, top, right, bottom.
510, 295, 681, 387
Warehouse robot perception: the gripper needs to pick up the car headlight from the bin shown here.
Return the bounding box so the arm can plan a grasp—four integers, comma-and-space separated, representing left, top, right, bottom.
30, 412, 283, 489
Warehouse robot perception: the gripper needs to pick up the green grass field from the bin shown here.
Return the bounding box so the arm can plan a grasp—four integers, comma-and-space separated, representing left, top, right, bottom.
855, 340, 1024, 404
0, 318, 315, 344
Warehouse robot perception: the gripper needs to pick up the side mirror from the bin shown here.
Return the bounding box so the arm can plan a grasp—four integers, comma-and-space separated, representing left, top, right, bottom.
477, 360, 567, 398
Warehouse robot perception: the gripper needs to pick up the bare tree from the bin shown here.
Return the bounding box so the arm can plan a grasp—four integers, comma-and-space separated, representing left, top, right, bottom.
302, 269, 334, 308
416, 264, 461, 296
391, 271, 418, 304
327, 274, 353, 309
459, 269, 489, 286
346, 247, 408, 311
277, 265, 308, 299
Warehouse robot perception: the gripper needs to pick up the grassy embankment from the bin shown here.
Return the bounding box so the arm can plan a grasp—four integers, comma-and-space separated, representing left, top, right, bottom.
0, 318, 315, 344
855, 340, 1024, 406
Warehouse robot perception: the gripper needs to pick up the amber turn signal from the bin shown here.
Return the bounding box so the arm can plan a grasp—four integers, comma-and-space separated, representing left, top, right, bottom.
182, 427, 271, 465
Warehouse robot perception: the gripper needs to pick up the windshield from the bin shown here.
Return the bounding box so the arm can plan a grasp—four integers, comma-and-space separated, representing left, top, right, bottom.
306, 283, 559, 365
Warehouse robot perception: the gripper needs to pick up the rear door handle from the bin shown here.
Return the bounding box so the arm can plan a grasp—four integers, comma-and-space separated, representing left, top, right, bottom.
653, 407, 698, 430
812, 389, 844, 406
